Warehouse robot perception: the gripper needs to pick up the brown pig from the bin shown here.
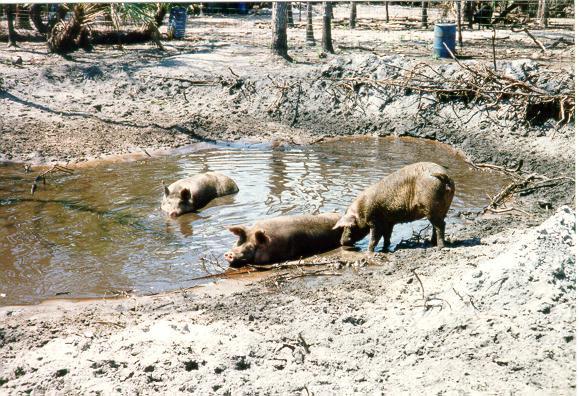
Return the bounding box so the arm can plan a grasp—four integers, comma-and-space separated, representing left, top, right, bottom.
161, 172, 239, 217
333, 162, 455, 252
224, 213, 354, 267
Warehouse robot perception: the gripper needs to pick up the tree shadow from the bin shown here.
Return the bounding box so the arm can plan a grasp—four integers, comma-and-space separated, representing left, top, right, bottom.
395, 236, 481, 251
1, 92, 215, 143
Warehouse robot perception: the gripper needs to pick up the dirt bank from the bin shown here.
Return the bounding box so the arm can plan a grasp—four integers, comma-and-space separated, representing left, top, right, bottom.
0, 4, 575, 394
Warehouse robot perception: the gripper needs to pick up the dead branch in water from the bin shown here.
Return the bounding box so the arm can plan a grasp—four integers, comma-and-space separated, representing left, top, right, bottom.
30, 164, 74, 195
187, 267, 258, 282
251, 258, 347, 272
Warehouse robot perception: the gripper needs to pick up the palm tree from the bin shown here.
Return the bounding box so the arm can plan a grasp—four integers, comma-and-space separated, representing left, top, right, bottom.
272, 2, 291, 60
47, 3, 163, 55
30, 4, 50, 34
154, 3, 167, 27
47, 4, 96, 54
322, 2, 334, 53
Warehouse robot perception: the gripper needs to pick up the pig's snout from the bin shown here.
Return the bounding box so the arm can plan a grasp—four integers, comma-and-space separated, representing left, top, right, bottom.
224, 251, 235, 262
170, 211, 179, 218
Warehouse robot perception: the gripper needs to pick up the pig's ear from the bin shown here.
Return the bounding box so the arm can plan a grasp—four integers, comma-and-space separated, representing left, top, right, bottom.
228, 226, 247, 238
180, 188, 191, 202
255, 229, 270, 245
162, 181, 170, 197
333, 214, 357, 229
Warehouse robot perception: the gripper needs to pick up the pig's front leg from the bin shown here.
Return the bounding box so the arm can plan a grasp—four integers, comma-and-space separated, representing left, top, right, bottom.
368, 226, 382, 252
381, 223, 394, 253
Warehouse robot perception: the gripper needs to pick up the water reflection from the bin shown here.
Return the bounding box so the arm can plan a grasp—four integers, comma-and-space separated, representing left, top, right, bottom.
0, 137, 511, 305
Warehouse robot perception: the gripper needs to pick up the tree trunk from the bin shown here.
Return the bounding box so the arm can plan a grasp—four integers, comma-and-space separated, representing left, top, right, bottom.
287, 2, 294, 28
30, 4, 50, 34
538, 0, 549, 28
456, 0, 463, 47
6, 4, 17, 47
464, 0, 473, 29
385, 2, 390, 23
349, 2, 357, 29
322, 2, 334, 53
155, 3, 167, 28
47, 4, 87, 54
17, 5, 32, 30
298, 2, 302, 22
49, 5, 68, 29
272, 2, 291, 60
306, 2, 315, 45
421, 1, 428, 29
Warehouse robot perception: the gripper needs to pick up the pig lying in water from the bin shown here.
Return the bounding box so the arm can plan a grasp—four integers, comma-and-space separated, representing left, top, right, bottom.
224, 213, 359, 267
333, 162, 455, 252
161, 172, 239, 217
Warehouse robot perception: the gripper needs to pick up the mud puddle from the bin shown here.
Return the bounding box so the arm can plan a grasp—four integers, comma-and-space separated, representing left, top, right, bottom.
0, 136, 511, 305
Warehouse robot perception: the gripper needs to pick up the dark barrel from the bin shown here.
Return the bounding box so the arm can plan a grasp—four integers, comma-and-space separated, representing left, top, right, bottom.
433, 23, 456, 58
168, 7, 188, 40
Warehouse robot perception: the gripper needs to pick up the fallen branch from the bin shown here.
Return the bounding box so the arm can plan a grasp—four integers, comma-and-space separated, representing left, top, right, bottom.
187, 267, 258, 282
546, 37, 574, 49
411, 268, 425, 300
486, 276, 508, 296
488, 206, 532, 216
483, 172, 575, 214
314, 57, 574, 125
298, 332, 311, 354
511, 26, 547, 52
94, 320, 125, 329
31, 164, 74, 195
145, 75, 219, 85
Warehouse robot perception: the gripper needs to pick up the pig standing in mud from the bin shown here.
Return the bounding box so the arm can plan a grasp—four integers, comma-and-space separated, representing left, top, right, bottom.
224, 213, 360, 267
333, 162, 455, 252
161, 171, 239, 217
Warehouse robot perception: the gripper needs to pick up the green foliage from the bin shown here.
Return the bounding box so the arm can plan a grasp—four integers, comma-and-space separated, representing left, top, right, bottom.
108, 3, 158, 30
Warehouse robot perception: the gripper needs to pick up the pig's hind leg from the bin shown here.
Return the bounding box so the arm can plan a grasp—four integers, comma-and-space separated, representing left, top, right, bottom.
429, 218, 446, 248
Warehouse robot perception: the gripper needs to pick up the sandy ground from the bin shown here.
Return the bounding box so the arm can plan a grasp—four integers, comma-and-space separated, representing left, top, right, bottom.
0, 4, 576, 394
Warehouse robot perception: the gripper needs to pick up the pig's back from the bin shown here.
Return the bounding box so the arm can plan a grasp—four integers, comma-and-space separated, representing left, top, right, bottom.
255, 213, 343, 259
205, 172, 240, 195
368, 162, 451, 221
170, 172, 239, 195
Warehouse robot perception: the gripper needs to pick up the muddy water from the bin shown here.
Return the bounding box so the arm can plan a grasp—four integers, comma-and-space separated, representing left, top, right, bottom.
0, 137, 511, 305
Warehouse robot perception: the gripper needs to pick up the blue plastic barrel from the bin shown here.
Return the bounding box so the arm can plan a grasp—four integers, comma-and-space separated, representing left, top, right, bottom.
238, 3, 249, 14
168, 7, 188, 40
433, 23, 456, 58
